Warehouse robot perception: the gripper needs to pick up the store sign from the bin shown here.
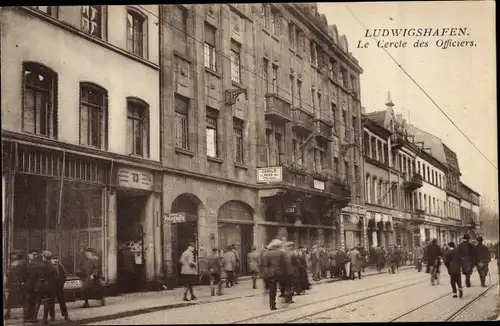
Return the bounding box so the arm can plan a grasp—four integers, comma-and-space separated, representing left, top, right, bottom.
164, 212, 186, 223
313, 179, 325, 190
425, 216, 442, 224
256, 167, 283, 183
117, 167, 153, 191
342, 204, 366, 215
285, 204, 296, 213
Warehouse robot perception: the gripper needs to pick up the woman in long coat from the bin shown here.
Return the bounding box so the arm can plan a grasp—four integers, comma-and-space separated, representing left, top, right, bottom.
77, 248, 105, 308
348, 246, 363, 280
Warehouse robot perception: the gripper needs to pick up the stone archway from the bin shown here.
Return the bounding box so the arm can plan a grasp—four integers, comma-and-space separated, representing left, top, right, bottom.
217, 200, 254, 275
170, 193, 205, 283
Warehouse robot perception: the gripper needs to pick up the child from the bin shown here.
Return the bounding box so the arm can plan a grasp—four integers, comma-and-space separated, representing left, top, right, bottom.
444, 241, 463, 298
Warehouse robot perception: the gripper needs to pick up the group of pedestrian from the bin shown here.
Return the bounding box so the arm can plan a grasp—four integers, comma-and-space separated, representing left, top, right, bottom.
307, 244, 367, 281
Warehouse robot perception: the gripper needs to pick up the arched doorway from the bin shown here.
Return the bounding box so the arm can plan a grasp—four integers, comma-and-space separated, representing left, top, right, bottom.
218, 200, 254, 276
171, 193, 203, 284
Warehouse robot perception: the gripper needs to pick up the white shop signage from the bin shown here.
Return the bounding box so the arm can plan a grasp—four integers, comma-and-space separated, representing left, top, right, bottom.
341, 204, 366, 215
425, 216, 442, 224
256, 167, 283, 183
164, 212, 186, 223
313, 179, 325, 190
117, 167, 153, 191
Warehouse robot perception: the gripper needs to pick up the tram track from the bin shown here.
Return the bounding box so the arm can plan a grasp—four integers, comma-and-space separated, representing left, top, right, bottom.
445, 282, 499, 322
232, 273, 429, 324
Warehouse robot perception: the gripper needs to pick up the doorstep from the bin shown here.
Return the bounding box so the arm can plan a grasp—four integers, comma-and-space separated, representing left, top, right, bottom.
4, 265, 414, 325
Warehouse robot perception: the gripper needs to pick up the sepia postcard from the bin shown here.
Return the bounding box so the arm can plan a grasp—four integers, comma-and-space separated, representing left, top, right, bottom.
1, 2, 498, 324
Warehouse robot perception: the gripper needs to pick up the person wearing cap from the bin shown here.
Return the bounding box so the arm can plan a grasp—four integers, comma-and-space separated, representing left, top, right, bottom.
247, 245, 261, 290
223, 245, 237, 288
48, 255, 71, 321
207, 247, 223, 296
261, 239, 285, 310
348, 245, 362, 280
23, 250, 43, 323
34, 250, 58, 324
474, 236, 491, 287
457, 234, 475, 287
444, 241, 463, 298
179, 242, 197, 301
282, 241, 298, 304
4, 250, 27, 319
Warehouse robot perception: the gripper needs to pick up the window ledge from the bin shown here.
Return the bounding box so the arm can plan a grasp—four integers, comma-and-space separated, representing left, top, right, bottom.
207, 156, 223, 164
173, 50, 193, 63
205, 67, 222, 79
234, 162, 248, 170
128, 153, 147, 159
271, 34, 280, 43
175, 147, 194, 157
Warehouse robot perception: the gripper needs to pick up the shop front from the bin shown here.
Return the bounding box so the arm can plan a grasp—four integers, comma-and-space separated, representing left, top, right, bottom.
341, 204, 366, 250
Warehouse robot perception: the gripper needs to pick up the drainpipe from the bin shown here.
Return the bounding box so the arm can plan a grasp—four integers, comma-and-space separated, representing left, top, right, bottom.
57, 150, 67, 259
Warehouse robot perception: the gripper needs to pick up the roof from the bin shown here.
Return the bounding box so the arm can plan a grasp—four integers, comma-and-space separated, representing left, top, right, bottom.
365, 110, 386, 127
405, 123, 448, 167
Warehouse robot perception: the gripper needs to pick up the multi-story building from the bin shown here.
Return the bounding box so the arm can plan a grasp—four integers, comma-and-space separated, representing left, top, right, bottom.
442, 143, 462, 243
1, 5, 162, 293
158, 3, 363, 287
459, 182, 481, 239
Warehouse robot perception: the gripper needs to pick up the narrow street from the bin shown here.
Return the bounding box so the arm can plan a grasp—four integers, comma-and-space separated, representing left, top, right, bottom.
82, 262, 498, 324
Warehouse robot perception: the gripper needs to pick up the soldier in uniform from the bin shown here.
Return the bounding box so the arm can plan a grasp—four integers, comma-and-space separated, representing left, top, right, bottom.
207, 248, 223, 296
261, 239, 285, 310
4, 250, 27, 320
474, 236, 491, 287
24, 250, 42, 323
457, 234, 475, 287
247, 246, 261, 289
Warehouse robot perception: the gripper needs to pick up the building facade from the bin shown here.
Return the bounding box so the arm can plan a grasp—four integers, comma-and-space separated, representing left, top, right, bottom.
158, 3, 364, 287
1, 5, 162, 292
459, 182, 481, 239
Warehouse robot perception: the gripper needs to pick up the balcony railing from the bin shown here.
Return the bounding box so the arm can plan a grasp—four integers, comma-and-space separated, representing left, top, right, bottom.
292, 108, 315, 133
314, 119, 333, 141
403, 173, 423, 192
265, 93, 292, 123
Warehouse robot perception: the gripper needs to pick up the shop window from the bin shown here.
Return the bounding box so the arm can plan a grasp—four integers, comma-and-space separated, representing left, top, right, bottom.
22, 62, 58, 138
126, 8, 147, 58
79, 83, 108, 149
126, 98, 149, 157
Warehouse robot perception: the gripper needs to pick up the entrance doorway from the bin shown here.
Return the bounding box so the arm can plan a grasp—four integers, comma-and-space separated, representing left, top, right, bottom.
116, 191, 148, 293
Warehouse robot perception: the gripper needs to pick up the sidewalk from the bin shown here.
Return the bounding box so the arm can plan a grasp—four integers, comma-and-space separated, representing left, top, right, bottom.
5, 265, 414, 325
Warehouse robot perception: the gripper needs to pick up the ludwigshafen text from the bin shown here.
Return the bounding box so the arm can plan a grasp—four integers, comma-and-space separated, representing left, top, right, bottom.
365, 28, 468, 37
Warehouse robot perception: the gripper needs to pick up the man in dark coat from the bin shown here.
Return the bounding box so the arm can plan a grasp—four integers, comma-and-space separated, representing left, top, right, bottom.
426, 239, 443, 286
78, 248, 105, 308
282, 242, 298, 304
4, 250, 27, 320
310, 245, 320, 281
35, 251, 59, 324
262, 239, 286, 310
319, 245, 329, 279
295, 247, 310, 294
335, 246, 347, 279
259, 248, 269, 291
457, 234, 475, 287
117, 244, 136, 293
207, 248, 223, 296
474, 236, 491, 287
328, 248, 337, 278
247, 246, 261, 290
24, 250, 42, 323
48, 255, 71, 321
374, 246, 385, 272
444, 242, 463, 298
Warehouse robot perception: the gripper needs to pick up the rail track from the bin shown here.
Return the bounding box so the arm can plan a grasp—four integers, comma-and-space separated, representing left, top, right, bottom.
232, 273, 429, 324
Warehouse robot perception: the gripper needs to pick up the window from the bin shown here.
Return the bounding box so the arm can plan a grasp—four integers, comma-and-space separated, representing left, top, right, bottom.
427, 166, 430, 182
275, 132, 282, 165
433, 197, 436, 215
81, 6, 104, 39
431, 170, 434, 184
206, 109, 218, 158
289, 74, 294, 100
315, 142, 326, 172
22, 62, 58, 138
311, 89, 315, 109
288, 23, 296, 48
296, 29, 302, 53
230, 41, 242, 84
204, 23, 217, 71
310, 41, 317, 65
175, 95, 189, 150
126, 9, 146, 58
424, 194, 427, 212
233, 118, 244, 164
340, 67, 348, 87
417, 161, 421, 174
342, 110, 347, 138
344, 161, 349, 182
263, 58, 269, 93
126, 98, 149, 157
422, 164, 426, 180
332, 103, 337, 132
271, 65, 278, 93
270, 8, 280, 36
317, 92, 322, 114
31, 6, 57, 17
334, 157, 339, 177
79, 83, 107, 149
263, 4, 270, 29
297, 79, 302, 106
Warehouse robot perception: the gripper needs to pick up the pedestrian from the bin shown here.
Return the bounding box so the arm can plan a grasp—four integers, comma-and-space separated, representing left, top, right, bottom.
261, 239, 285, 311
413, 244, 424, 272
232, 244, 241, 284
444, 241, 463, 298
247, 246, 261, 289
310, 245, 320, 281
179, 242, 198, 301
348, 245, 362, 280
259, 247, 269, 291
395, 245, 403, 273
328, 247, 337, 278
295, 246, 310, 294
4, 250, 27, 320
207, 248, 223, 296
319, 245, 329, 279
117, 244, 136, 293
282, 242, 298, 304
359, 246, 367, 273
425, 239, 443, 286
374, 246, 384, 272
335, 246, 347, 279
223, 245, 236, 288
36, 251, 58, 325
474, 236, 491, 287
23, 250, 41, 323
77, 248, 105, 308
457, 234, 475, 287
48, 255, 71, 322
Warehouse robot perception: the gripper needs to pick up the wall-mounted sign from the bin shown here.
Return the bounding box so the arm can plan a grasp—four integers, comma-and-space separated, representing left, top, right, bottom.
164, 212, 186, 223
117, 167, 153, 191
425, 216, 442, 224
313, 179, 325, 190
256, 167, 283, 183
342, 204, 367, 215
285, 204, 296, 213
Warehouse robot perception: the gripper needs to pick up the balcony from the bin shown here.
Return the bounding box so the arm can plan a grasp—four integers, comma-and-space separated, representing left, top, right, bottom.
390, 132, 404, 150
314, 119, 334, 142
461, 216, 476, 228
265, 93, 292, 123
403, 173, 423, 192
410, 209, 425, 225
292, 107, 315, 133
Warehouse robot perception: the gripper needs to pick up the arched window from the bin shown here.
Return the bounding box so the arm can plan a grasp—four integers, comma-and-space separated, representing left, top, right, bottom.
126, 97, 150, 157
126, 8, 147, 58
22, 62, 58, 138
79, 82, 108, 149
